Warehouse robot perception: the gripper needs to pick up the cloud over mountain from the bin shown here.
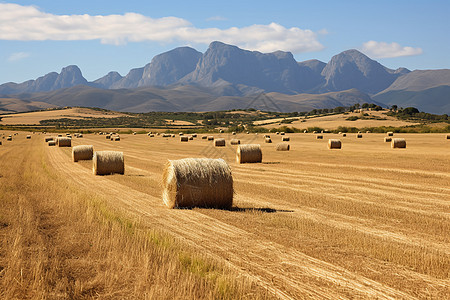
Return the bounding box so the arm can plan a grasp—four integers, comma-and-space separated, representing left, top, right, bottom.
0, 3, 324, 53
361, 41, 423, 58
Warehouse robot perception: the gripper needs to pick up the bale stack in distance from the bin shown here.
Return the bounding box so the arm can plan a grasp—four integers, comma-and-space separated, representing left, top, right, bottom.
316, 135, 323, 139
282, 136, 290, 141
356, 134, 363, 138
391, 138, 406, 148
236, 144, 262, 164
230, 139, 240, 145
265, 137, 272, 143
207, 136, 214, 141
180, 136, 189, 142
72, 145, 94, 162
215, 138, 226, 147
93, 151, 124, 175
162, 158, 233, 209
48, 141, 56, 146
328, 139, 342, 149
384, 137, 392, 142
276, 143, 290, 151
387, 132, 394, 136
57, 137, 71, 147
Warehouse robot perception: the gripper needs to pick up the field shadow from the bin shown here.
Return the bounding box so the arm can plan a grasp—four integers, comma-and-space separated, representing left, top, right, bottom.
262, 162, 281, 165
229, 207, 293, 213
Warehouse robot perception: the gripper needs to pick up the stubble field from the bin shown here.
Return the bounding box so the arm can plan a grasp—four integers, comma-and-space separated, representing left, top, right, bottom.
0, 130, 449, 299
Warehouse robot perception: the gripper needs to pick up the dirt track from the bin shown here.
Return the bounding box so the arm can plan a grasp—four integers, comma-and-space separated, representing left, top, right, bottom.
45, 132, 449, 299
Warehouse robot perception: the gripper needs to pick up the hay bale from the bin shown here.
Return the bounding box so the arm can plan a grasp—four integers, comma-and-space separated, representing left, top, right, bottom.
264, 135, 271, 138
366, 131, 371, 134
237, 144, 262, 163
106, 135, 111, 139
219, 129, 224, 133
358, 131, 362, 134
26, 135, 31, 139
276, 132, 279, 135
113, 136, 120, 141
328, 139, 342, 149
304, 130, 307, 133
192, 134, 197, 138
312, 131, 317, 134
45, 137, 54, 142
93, 151, 124, 175
280, 132, 285, 135
78, 134, 83, 138
387, 132, 394, 136
72, 145, 94, 162
179, 132, 184, 136
48, 141, 56, 146
133, 132, 136, 135
207, 136, 214, 141
230, 139, 240, 145
180, 136, 189, 142
391, 138, 406, 148
282, 137, 290, 141
202, 135, 207, 139
188, 136, 194, 140
384, 137, 392, 142
215, 138, 226, 146
6, 136, 12, 141
150, 134, 155, 137
342, 133, 347, 137
162, 158, 233, 209
446, 134, 450, 139
316, 135, 323, 139
356, 134, 363, 138
276, 143, 290, 151
162, 133, 171, 138
232, 132, 236, 135
265, 137, 272, 143
171, 134, 176, 138
57, 137, 71, 147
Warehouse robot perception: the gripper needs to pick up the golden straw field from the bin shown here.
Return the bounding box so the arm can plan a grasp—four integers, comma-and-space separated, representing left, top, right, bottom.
0, 130, 449, 299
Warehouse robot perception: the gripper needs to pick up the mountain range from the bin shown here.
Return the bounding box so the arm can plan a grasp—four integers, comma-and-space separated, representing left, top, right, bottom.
1, 41, 449, 114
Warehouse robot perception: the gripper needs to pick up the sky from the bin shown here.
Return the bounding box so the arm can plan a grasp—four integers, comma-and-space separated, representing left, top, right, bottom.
0, 0, 449, 84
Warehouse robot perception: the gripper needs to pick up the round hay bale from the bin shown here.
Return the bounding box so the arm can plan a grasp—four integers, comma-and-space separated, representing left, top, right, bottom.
93, 151, 124, 175
133, 132, 136, 135
106, 135, 111, 139
150, 134, 155, 137
207, 136, 214, 141
45, 137, 54, 142
202, 135, 207, 139
0, 141, 2, 145
276, 143, 290, 151
192, 134, 197, 138
219, 129, 224, 133
356, 134, 363, 138
26, 135, 31, 139
312, 131, 317, 134
113, 136, 120, 141
171, 134, 176, 138
179, 132, 184, 136
57, 134, 62, 137
265, 137, 272, 143
338, 132, 342, 134
342, 133, 347, 137
48, 141, 56, 146
304, 130, 308, 133
57, 137, 71, 147
232, 132, 236, 135
366, 131, 371, 134
446, 134, 450, 139
328, 139, 342, 149
264, 135, 271, 138
358, 131, 362, 134
162, 133, 170, 138
384, 137, 392, 142
188, 136, 194, 140
6, 136, 12, 141
280, 132, 285, 135
282, 136, 290, 141
236, 144, 262, 163
230, 139, 240, 145
276, 132, 279, 135
78, 134, 83, 138
391, 138, 406, 148
316, 135, 323, 139
72, 145, 94, 162
180, 136, 189, 142
215, 138, 226, 147
246, 131, 249, 134
387, 132, 394, 136
162, 158, 233, 209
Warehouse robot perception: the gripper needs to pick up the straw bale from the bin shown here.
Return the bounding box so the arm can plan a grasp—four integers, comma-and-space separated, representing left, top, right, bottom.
192, 134, 197, 137
72, 145, 94, 162
232, 132, 236, 135
391, 138, 406, 148
276, 143, 290, 151
215, 138, 226, 146
236, 144, 262, 163
6, 136, 12, 141
328, 139, 342, 149
188, 136, 194, 140
366, 131, 371, 133
265, 137, 272, 143
304, 130, 307, 133
446, 134, 450, 139
202, 135, 207, 139
316, 135, 323, 139
106, 135, 111, 139
48, 141, 56, 146
180, 136, 188, 142
162, 158, 233, 209
384, 137, 392, 142
207, 136, 214, 141
230, 139, 240, 145
356, 134, 363, 138
313, 131, 317, 134
26, 135, 31, 139
93, 151, 124, 175
387, 132, 394, 136
280, 132, 285, 135
45, 137, 54, 142
342, 133, 347, 137
57, 137, 71, 147
113, 136, 120, 141
282, 137, 290, 141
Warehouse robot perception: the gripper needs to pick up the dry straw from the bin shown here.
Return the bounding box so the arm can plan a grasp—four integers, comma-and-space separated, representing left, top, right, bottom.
162, 158, 233, 209
391, 138, 406, 148
230, 139, 240, 145
93, 151, 124, 175
236, 144, 262, 163
48, 141, 56, 146
265, 137, 272, 143
180, 136, 188, 142
328, 139, 342, 149
387, 132, 394, 136
276, 143, 290, 151
215, 138, 226, 146
57, 137, 71, 147
384, 137, 392, 142
316, 135, 323, 139
282, 137, 290, 141
72, 145, 94, 162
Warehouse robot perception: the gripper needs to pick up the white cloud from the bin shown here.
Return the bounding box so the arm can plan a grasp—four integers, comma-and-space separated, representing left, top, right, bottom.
206, 16, 227, 21
361, 41, 423, 58
8, 52, 30, 62
0, 3, 324, 53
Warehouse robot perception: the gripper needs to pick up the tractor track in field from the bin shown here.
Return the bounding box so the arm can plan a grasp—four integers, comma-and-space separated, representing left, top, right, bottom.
46, 142, 417, 299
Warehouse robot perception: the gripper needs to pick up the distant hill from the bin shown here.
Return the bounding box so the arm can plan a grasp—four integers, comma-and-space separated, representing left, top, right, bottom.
0, 42, 449, 113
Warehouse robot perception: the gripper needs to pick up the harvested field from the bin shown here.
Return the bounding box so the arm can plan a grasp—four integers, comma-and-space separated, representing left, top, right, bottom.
0, 130, 449, 299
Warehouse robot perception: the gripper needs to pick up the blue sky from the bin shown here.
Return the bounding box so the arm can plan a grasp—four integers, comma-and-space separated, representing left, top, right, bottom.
1, 0, 449, 84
